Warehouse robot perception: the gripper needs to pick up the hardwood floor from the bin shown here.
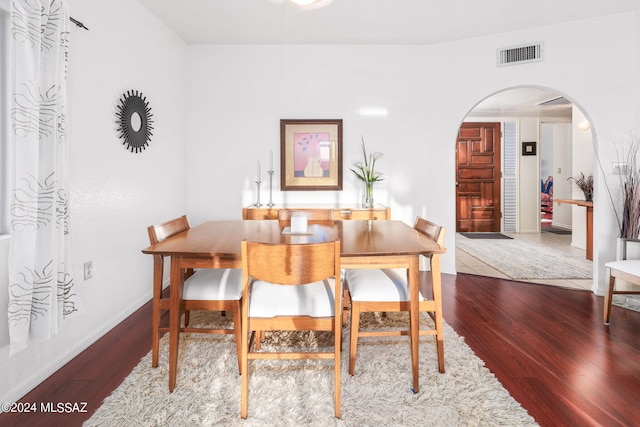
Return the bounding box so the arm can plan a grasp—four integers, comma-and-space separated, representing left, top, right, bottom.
443, 273, 640, 427
2, 272, 640, 426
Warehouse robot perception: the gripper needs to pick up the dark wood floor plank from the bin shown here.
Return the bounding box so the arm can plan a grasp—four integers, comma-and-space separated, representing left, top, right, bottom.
2, 272, 640, 426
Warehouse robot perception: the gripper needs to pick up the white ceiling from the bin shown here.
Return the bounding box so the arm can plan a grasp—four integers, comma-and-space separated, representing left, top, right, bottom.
138, 0, 639, 46
137, 0, 639, 118
465, 87, 574, 119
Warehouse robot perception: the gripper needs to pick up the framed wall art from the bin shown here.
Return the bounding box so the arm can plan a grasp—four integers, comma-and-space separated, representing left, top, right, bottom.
280, 119, 343, 191
522, 141, 536, 156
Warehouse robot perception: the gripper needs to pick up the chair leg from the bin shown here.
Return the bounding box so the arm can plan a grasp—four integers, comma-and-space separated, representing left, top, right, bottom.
151, 301, 160, 368
349, 303, 361, 375
334, 315, 341, 419
604, 274, 616, 325
232, 301, 242, 374
255, 331, 264, 350
435, 336, 445, 373
184, 310, 190, 327
241, 315, 249, 419
342, 288, 350, 327
431, 265, 445, 373
430, 304, 446, 373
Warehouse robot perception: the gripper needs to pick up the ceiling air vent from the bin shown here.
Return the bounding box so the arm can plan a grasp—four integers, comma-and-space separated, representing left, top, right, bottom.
497, 43, 543, 67
537, 96, 571, 106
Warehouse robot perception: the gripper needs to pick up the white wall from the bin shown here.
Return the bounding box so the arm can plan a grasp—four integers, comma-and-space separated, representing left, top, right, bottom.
518, 118, 541, 232
186, 11, 639, 294
570, 107, 595, 249
550, 123, 573, 231
0, 0, 188, 405
539, 122, 574, 231
540, 124, 554, 197
1, 4, 639, 405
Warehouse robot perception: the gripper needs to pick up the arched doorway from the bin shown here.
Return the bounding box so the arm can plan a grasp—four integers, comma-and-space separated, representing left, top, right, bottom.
455, 86, 594, 289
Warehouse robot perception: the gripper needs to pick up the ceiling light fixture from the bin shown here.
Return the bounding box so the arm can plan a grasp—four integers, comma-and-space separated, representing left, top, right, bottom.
357, 107, 389, 117
577, 121, 591, 131
288, 0, 333, 8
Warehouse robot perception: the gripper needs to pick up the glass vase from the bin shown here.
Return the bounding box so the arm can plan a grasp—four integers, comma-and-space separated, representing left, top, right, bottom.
362, 181, 374, 208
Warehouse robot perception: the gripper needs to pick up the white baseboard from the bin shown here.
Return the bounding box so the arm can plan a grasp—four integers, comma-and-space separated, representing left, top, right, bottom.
551, 222, 571, 230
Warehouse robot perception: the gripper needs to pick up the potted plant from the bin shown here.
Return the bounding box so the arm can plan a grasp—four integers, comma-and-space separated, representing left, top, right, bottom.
350, 137, 383, 208
597, 133, 640, 260
568, 172, 594, 202
615, 137, 640, 240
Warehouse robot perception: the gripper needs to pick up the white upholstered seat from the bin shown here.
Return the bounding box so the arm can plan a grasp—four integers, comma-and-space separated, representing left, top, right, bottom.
605, 260, 640, 276
347, 269, 408, 301
249, 279, 336, 317
604, 241, 640, 325
183, 268, 243, 301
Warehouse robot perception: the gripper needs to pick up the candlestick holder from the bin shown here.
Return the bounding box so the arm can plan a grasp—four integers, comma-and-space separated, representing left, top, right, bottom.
254, 179, 262, 207
267, 170, 275, 207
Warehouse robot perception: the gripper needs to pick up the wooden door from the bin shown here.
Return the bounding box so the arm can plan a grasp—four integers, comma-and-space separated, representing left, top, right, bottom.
456, 122, 501, 232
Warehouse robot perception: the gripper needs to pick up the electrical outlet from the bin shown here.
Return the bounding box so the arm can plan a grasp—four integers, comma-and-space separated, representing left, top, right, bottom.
84, 260, 93, 280
613, 162, 628, 175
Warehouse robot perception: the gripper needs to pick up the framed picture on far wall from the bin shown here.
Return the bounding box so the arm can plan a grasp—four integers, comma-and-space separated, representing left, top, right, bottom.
280, 119, 343, 190
522, 141, 537, 156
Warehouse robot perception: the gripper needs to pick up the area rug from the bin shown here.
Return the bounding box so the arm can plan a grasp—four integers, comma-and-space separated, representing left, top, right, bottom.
543, 227, 572, 235
456, 236, 592, 280
459, 232, 513, 239
85, 312, 537, 427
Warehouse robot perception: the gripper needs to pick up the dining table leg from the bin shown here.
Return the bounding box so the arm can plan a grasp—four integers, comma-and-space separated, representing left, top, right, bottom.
168, 258, 184, 392
409, 255, 420, 393
431, 253, 445, 373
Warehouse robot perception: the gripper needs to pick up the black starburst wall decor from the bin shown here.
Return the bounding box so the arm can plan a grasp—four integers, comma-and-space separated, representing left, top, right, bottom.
116, 90, 154, 153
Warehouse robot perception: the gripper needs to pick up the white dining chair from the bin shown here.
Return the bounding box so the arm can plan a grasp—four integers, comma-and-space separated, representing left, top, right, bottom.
345, 216, 446, 375
148, 215, 243, 373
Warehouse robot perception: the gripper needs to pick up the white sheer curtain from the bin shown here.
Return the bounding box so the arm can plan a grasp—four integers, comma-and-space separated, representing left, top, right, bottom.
8, 0, 80, 355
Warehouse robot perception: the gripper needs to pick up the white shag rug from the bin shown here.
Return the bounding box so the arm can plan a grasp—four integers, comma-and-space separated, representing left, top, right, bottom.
613, 294, 640, 313
456, 237, 592, 280
85, 311, 538, 427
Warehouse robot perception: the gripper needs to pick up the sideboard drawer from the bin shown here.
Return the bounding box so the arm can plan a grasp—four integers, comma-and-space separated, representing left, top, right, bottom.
242, 208, 279, 220
242, 206, 390, 221
334, 208, 390, 220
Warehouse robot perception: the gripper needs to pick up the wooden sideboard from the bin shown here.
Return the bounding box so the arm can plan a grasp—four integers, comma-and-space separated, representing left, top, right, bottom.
242, 205, 390, 221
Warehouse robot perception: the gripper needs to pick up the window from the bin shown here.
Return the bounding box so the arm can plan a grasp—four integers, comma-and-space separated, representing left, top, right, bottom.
0, 1, 9, 235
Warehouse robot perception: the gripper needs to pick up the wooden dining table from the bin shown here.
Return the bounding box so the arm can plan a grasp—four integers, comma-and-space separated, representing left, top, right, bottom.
141, 219, 446, 393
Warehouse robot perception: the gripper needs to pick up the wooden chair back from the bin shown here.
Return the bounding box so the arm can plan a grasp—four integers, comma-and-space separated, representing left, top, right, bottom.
413, 216, 446, 247
243, 240, 340, 285
147, 214, 194, 283
148, 215, 190, 245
